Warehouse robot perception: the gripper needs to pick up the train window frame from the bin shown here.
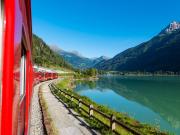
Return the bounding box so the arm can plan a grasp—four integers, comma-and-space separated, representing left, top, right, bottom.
19, 46, 26, 100
0, 0, 4, 104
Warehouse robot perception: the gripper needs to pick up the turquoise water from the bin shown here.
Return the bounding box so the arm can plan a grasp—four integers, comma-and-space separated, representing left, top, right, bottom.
74, 76, 180, 134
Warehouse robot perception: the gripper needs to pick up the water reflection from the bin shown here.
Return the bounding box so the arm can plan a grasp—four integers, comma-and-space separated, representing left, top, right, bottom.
74, 76, 180, 134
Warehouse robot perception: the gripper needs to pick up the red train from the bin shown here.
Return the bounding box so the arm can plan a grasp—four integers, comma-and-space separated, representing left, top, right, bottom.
33, 66, 58, 84
0, 0, 58, 135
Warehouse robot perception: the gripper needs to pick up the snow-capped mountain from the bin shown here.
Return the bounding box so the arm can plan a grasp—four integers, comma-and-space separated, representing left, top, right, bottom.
160, 21, 180, 35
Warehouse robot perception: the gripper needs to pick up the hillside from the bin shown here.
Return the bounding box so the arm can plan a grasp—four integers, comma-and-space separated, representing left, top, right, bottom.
95, 21, 180, 72
32, 34, 72, 69
51, 46, 109, 69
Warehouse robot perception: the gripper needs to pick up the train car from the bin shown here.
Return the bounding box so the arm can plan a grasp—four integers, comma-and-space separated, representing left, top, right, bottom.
33, 66, 58, 82
0, 0, 33, 134
51, 71, 58, 80
33, 66, 42, 84
52, 72, 58, 80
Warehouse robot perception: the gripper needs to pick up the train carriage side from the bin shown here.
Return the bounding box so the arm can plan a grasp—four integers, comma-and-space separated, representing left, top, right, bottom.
0, 0, 33, 135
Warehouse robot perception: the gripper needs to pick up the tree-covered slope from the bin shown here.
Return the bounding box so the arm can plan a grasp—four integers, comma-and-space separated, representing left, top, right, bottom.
32, 34, 72, 69
95, 22, 180, 72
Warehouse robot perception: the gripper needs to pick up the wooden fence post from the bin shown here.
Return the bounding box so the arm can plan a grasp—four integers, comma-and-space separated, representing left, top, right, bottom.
110, 115, 116, 131
89, 104, 94, 117
57, 90, 60, 94
71, 95, 74, 102
78, 99, 82, 108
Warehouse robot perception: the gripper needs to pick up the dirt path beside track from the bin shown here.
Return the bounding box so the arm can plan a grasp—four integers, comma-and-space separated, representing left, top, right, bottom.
39, 79, 100, 135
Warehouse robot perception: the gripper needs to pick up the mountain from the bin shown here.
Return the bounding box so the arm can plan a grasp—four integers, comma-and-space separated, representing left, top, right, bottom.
51, 46, 109, 69
160, 21, 180, 35
92, 56, 109, 64
32, 34, 72, 69
95, 21, 180, 72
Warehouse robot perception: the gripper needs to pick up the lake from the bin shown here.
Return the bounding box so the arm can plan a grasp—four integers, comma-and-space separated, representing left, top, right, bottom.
74, 76, 180, 134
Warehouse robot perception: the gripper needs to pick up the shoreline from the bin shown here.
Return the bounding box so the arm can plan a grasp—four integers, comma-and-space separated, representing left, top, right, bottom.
101, 74, 180, 77
74, 76, 99, 81
55, 78, 169, 135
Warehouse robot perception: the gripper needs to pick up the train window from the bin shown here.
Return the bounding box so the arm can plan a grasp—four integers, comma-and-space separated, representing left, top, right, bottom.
19, 47, 26, 99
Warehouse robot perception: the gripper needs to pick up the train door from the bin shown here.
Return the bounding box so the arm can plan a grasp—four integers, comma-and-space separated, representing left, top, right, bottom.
18, 45, 26, 135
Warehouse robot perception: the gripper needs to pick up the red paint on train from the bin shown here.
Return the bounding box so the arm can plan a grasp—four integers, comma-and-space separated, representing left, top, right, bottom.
0, 0, 58, 134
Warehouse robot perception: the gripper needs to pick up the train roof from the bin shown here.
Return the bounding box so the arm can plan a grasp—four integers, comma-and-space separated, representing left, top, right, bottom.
33, 65, 74, 74
33, 65, 56, 73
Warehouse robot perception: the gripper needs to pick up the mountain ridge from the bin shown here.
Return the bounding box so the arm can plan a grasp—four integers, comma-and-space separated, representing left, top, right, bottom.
50, 45, 109, 69
94, 21, 180, 72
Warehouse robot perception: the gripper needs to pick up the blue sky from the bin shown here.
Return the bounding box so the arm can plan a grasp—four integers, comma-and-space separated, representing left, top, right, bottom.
32, 0, 180, 58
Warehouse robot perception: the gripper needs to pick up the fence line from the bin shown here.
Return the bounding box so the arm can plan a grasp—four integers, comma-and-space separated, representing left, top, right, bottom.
49, 83, 141, 135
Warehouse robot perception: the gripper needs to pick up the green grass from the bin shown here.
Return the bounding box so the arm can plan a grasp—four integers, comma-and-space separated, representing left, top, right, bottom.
52, 79, 169, 135
56, 78, 71, 89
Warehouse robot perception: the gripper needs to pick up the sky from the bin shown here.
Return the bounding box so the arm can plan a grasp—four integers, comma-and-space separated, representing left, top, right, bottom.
32, 0, 180, 58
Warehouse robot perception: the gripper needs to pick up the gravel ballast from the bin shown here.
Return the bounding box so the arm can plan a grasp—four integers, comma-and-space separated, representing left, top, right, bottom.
29, 83, 45, 135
